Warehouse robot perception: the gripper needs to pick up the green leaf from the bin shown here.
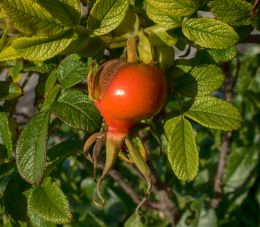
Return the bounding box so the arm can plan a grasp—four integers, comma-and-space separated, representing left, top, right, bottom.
164, 116, 182, 139
57, 54, 87, 89
208, 0, 253, 26
0, 46, 20, 61
36, 0, 81, 26
28, 208, 55, 227
146, 3, 182, 29
44, 69, 59, 97
41, 85, 61, 112
173, 64, 225, 97
145, 25, 178, 47
88, 0, 129, 35
185, 96, 242, 130
224, 146, 258, 193
124, 213, 145, 227
207, 46, 237, 62
12, 30, 76, 61
0, 0, 64, 36
138, 30, 153, 64
0, 81, 22, 100
155, 45, 175, 71
0, 112, 13, 159
182, 18, 239, 49
28, 178, 72, 224
52, 89, 101, 132
167, 117, 198, 181
223, 146, 258, 212
146, 0, 197, 17
16, 111, 50, 185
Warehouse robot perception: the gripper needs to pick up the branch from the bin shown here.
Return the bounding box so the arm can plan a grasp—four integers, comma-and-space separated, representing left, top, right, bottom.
251, 0, 259, 16
211, 62, 234, 208
108, 170, 161, 210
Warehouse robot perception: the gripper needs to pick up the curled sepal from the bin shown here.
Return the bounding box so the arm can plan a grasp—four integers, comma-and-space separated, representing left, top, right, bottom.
83, 132, 104, 163
119, 137, 147, 164
125, 136, 152, 213
95, 131, 125, 206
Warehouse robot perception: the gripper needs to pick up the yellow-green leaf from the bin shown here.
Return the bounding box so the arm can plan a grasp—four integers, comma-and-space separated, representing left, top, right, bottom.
12, 30, 76, 61
0, 0, 64, 36
208, 0, 253, 26
88, 0, 129, 35
185, 96, 242, 130
0, 46, 20, 61
146, 3, 182, 29
146, 0, 197, 17
36, 0, 81, 26
182, 18, 239, 49
167, 117, 198, 181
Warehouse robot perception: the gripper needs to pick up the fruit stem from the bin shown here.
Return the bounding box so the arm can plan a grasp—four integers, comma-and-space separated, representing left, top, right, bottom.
95, 131, 126, 206
127, 35, 138, 63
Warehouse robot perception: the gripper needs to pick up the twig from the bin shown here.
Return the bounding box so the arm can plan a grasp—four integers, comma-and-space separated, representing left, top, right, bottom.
108, 170, 161, 210
251, 0, 260, 16
211, 62, 234, 208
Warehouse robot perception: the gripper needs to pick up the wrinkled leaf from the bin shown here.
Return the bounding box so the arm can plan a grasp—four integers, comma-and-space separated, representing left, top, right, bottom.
0, 112, 13, 159
182, 18, 239, 49
12, 30, 76, 61
16, 111, 50, 185
52, 89, 101, 132
146, 3, 182, 29
28, 178, 72, 224
173, 64, 225, 97
146, 0, 197, 17
57, 54, 87, 89
167, 117, 198, 181
207, 46, 237, 62
88, 0, 129, 35
185, 96, 242, 130
36, 0, 81, 26
0, 0, 64, 36
208, 0, 252, 26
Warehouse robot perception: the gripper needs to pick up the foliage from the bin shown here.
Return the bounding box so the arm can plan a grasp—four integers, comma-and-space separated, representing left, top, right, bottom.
0, 0, 259, 226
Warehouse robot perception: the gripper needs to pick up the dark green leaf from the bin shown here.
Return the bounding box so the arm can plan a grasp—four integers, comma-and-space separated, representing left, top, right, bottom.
0, 112, 13, 159
41, 85, 62, 112
44, 69, 59, 97
16, 112, 50, 185
0, 81, 22, 100
28, 178, 72, 224
52, 89, 101, 132
57, 54, 87, 89
208, 0, 253, 26
36, 0, 81, 26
